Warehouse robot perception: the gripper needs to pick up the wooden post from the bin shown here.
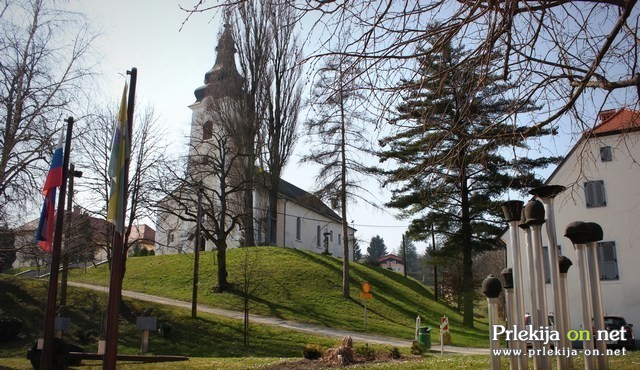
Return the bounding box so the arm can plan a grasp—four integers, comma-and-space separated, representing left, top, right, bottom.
103, 67, 137, 370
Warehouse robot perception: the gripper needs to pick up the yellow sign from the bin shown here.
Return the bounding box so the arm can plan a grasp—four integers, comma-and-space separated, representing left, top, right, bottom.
360, 292, 373, 300
362, 281, 371, 293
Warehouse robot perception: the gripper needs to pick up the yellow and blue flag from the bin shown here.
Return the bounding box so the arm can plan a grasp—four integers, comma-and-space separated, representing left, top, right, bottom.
107, 83, 130, 234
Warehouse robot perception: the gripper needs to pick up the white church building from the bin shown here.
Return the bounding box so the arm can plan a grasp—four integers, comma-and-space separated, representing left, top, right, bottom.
155, 25, 355, 259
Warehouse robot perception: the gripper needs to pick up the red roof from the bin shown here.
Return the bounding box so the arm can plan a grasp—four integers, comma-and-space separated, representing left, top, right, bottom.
377, 254, 403, 263
591, 108, 640, 137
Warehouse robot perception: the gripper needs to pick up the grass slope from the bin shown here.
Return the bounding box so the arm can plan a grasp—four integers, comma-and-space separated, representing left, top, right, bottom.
69, 247, 489, 347
0, 274, 345, 359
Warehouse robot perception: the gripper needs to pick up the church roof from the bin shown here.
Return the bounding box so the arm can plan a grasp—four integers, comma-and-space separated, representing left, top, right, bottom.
194, 24, 244, 102
277, 178, 342, 222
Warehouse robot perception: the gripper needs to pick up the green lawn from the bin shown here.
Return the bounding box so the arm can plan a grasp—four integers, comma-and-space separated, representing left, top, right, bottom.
68, 247, 490, 348
0, 275, 342, 359
3, 352, 640, 369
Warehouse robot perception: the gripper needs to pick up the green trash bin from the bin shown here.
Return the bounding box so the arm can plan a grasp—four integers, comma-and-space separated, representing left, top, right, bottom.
418, 326, 431, 348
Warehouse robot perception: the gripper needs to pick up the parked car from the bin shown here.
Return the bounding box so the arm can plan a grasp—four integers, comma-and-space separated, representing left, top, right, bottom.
602, 316, 635, 350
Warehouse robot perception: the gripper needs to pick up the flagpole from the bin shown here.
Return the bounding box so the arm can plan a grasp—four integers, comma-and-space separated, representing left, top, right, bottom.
103, 68, 137, 370
40, 117, 74, 370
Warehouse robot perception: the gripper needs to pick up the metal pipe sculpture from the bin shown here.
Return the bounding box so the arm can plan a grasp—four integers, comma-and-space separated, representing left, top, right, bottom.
585, 222, 608, 370
525, 200, 551, 370
530, 185, 569, 370
558, 256, 574, 369
483, 275, 503, 370
565, 222, 595, 370
520, 209, 541, 370
502, 268, 517, 370
502, 201, 528, 370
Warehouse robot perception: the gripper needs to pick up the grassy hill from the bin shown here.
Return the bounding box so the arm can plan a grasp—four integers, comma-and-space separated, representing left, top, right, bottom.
69, 246, 489, 347
0, 274, 344, 359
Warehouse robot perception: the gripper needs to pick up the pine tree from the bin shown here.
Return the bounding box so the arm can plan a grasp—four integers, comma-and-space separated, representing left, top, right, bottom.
366, 235, 387, 264
378, 43, 559, 328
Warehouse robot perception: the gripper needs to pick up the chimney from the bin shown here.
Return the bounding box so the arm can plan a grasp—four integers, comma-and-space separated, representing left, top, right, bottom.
599, 109, 617, 124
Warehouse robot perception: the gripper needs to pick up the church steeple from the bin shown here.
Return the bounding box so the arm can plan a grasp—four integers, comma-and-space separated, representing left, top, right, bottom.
194, 24, 243, 102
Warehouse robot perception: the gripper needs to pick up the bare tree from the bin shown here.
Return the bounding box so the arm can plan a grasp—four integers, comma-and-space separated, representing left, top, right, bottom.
239, 246, 267, 347
228, 1, 304, 245
302, 53, 373, 298
189, 0, 640, 135
76, 103, 167, 263
0, 0, 96, 220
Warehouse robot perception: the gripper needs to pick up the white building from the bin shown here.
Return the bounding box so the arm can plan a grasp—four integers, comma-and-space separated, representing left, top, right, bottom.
155, 25, 355, 259
503, 108, 640, 338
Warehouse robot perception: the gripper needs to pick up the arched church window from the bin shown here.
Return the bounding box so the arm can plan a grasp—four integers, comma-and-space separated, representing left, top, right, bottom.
203, 120, 213, 141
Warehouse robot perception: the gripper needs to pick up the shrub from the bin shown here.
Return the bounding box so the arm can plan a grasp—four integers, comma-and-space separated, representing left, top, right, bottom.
355, 343, 376, 361
0, 316, 23, 341
389, 346, 401, 359
158, 322, 172, 337
302, 343, 324, 360
411, 340, 427, 355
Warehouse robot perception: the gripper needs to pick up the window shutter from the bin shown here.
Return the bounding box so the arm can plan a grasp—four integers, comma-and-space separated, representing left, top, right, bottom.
600, 146, 613, 162
584, 181, 606, 207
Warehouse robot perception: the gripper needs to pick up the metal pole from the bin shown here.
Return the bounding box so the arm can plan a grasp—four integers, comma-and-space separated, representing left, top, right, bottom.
505, 287, 516, 370
40, 117, 74, 370
502, 268, 516, 370
558, 257, 573, 369
523, 223, 541, 370
530, 222, 551, 370
502, 201, 527, 370
530, 185, 568, 370
575, 243, 595, 370
483, 275, 502, 370
432, 222, 438, 301
586, 238, 608, 370
192, 184, 203, 318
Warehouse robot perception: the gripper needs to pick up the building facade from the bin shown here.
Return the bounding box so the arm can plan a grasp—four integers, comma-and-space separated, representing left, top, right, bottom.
503, 108, 640, 336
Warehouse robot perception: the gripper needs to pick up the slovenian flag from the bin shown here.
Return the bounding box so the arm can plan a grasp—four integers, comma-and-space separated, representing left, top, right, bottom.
36, 134, 64, 252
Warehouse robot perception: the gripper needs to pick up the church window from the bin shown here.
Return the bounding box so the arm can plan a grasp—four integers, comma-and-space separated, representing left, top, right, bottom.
203, 120, 213, 141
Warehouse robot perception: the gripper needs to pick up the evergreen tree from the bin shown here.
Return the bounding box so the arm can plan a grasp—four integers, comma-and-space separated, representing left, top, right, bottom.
353, 238, 363, 262
377, 43, 559, 328
399, 234, 419, 275
366, 235, 387, 264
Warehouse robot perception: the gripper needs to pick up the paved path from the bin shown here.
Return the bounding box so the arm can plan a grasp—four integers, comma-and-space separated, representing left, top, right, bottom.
68, 282, 489, 355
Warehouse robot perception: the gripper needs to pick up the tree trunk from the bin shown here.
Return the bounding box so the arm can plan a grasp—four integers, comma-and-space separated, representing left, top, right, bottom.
339, 91, 350, 298
243, 187, 255, 247
215, 244, 230, 292
268, 171, 279, 246
460, 158, 475, 328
